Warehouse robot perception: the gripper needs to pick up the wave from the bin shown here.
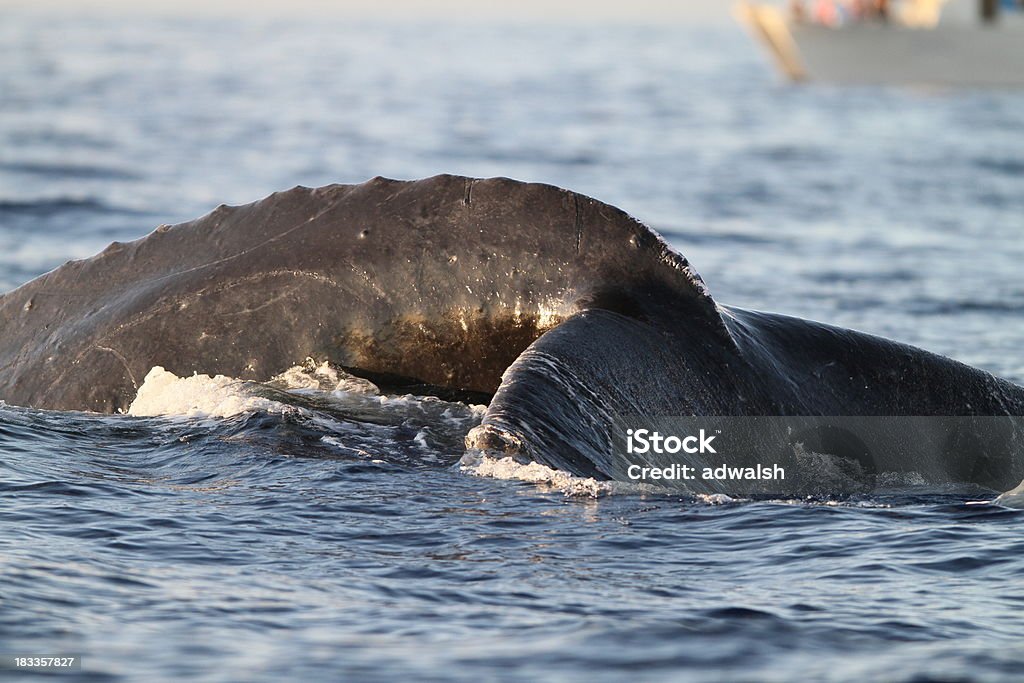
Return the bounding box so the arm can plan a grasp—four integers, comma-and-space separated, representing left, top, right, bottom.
973, 157, 1024, 177
128, 367, 290, 419
0, 196, 143, 217
121, 361, 486, 469
0, 161, 141, 181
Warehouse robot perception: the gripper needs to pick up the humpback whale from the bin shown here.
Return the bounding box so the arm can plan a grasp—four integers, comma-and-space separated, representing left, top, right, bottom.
1, 175, 1022, 492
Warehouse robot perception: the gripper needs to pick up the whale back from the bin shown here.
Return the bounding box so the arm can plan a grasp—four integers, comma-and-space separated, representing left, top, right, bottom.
469, 305, 1024, 490
0, 175, 721, 412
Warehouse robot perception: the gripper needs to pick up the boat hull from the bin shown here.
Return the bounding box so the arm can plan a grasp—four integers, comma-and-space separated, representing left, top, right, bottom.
738, 4, 1024, 88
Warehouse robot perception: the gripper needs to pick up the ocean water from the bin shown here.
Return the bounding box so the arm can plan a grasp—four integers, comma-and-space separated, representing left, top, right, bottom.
3, 8, 1024, 682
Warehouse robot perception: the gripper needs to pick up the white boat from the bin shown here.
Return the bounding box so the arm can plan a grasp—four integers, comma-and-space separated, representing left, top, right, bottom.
736, 0, 1024, 87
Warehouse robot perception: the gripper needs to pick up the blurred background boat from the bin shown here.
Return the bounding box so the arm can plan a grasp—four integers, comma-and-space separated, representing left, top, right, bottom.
737, 0, 1024, 86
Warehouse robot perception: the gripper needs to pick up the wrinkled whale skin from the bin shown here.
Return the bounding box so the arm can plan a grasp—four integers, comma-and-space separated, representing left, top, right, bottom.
0, 175, 713, 412
1, 174, 1022, 489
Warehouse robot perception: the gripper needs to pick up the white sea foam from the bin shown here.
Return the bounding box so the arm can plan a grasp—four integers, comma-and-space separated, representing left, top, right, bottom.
272, 360, 380, 395
128, 366, 287, 418
460, 451, 612, 497
127, 360, 487, 432
992, 479, 1024, 508
460, 450, 673, 498
459, 452, 751, 503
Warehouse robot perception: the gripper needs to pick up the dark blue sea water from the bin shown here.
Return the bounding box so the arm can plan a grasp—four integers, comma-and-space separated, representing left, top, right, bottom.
3, 8, 1024, 682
